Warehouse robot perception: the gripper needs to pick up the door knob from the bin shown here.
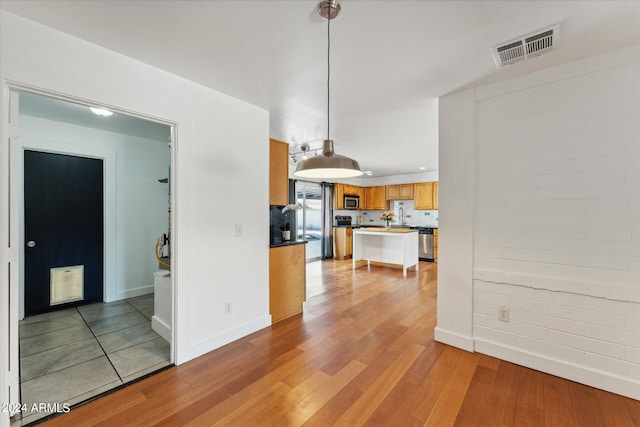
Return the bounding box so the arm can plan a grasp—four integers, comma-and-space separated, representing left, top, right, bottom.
26, 240, 36, 248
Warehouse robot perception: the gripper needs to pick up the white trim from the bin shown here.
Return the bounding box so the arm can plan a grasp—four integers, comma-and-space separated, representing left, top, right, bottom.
475, 338, 640, 400
181, 315, 272, 365
117, 285, 154, 301
434, 326, 475, 352
151, 315, 172, 343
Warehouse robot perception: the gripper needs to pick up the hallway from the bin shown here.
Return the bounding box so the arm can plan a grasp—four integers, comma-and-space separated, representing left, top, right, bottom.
16, 295, 171, 425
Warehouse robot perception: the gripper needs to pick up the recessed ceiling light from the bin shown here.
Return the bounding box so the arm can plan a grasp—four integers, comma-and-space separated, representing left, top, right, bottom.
419, 166, 426, 170
90, 107, 113, 117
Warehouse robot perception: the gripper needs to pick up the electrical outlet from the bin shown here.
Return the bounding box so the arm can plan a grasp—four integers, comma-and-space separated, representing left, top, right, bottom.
498, 307, 510, 322
224, 301, 232, 315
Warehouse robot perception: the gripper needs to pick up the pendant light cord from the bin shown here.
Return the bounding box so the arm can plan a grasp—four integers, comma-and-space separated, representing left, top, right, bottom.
327, 11, 331, 141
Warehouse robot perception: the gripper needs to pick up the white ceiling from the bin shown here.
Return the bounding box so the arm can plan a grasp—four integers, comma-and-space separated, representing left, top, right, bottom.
2, 0, 639, 177
19, 91, 172, 142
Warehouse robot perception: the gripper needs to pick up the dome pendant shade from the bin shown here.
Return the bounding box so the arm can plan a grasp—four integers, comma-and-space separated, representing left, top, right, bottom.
294, 1, 362, 180
293, 139, 363, 179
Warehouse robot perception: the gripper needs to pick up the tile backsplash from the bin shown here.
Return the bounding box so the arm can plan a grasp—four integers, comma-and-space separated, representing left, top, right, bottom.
334, 200, 438, 227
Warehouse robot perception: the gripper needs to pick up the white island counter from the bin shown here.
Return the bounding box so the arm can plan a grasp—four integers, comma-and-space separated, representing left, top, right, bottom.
352, 228, 419, 276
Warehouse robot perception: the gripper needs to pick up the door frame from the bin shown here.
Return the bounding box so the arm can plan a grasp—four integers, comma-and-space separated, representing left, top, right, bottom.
3, 85, 177, 414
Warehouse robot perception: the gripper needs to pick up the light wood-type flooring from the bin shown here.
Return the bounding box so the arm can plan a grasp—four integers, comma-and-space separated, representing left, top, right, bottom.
41, 260, 639, 426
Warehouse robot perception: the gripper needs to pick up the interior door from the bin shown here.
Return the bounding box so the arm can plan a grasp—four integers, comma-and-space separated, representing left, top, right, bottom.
24, 150, 104, 316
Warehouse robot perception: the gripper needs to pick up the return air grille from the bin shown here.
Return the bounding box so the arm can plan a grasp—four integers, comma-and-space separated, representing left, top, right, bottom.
492, 25, 559, 68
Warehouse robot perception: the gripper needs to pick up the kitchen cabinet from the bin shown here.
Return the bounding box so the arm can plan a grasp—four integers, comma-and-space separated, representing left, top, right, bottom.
334, 183, 345, 210
414, 182, 435, 210
386, 184, 413, 200
363, 186, 386, 210
269, 139, 289, 206
334, 227, 352, 260
433, 229, 438, 263
363, 187, 375, 210
334, 183, 364, 210
343, 184, 359, 196
269, 244, 306, 323
433, 181, 439, 210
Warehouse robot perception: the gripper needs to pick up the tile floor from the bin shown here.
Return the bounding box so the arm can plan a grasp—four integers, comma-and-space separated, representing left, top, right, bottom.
14, 294, 171, 425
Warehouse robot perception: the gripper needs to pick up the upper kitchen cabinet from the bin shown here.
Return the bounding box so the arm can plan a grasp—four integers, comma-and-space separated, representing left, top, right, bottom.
363, 186, 386, 210
335, 183, 365, 210
386, 184, 413, 200
343, 184, 360, 196
269, 139, 289, 205
334, 183, 344, 210
433, 181, 439, 210
414, 182, 436, 210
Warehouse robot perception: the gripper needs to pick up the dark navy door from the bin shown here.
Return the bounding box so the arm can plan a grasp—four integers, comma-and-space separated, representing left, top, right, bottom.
24, 150, 104, 316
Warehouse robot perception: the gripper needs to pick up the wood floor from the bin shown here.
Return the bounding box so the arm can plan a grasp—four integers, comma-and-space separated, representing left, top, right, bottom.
42, 260, 639, 426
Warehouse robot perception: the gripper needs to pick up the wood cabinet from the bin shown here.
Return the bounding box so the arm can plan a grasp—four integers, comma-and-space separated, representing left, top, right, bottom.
334, 183, 365, 210
433, 181, 439, 210
414, 182, 435, 210
269, 139, 289, 206
269, 244, 306, 323
433, 229, 438, 263
400, 184, 414, 199
343, 184, 359, 196
386, 184, 413, 200
334, 183, 345, 210
333, 227, 352, 260
362, 186, 386, 210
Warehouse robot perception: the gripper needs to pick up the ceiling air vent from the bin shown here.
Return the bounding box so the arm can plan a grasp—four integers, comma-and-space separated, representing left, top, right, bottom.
491, 24, 559, 68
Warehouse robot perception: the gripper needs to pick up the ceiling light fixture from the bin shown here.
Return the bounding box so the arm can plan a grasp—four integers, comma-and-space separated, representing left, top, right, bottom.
89, 107, 113, 117
294, 0, 363, 179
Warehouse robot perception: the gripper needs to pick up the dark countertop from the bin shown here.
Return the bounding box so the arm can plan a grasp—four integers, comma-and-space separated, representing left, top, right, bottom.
270, 240, 308, 248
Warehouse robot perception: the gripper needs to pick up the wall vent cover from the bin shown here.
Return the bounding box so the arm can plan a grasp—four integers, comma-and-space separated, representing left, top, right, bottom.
491, 24, 559, 68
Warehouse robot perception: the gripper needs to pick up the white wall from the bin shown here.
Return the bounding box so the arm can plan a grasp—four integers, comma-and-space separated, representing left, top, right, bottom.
0, 11, 270, 422
19, 114, 169, 307
438, 44, 640, 399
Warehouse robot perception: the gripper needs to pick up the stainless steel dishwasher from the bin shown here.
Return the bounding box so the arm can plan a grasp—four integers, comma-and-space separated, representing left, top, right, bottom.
418, 228, 434, 262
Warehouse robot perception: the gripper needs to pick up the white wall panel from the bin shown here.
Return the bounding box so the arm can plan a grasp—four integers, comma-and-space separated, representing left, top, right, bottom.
439, 43, 640, 399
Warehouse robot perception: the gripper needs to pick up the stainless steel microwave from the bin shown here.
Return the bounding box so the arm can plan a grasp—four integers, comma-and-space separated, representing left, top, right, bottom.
344, 195, 359, 210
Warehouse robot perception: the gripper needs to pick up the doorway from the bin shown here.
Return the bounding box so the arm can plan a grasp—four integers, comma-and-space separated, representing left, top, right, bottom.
24, 150, 104, 316
10, 89, 174, 424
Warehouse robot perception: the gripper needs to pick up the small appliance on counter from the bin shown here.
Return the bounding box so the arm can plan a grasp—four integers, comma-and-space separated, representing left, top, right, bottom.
335, 215, 352, 227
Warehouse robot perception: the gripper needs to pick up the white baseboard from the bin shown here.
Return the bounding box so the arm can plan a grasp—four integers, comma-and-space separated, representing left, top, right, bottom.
177, 315, 272, 365
475, 338, 640, 400
116, 285, 154, 301
151, 315, 171, 343
434, 327, 475, 352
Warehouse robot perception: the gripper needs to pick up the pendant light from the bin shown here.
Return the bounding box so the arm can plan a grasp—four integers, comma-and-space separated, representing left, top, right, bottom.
294, 0, 363, 179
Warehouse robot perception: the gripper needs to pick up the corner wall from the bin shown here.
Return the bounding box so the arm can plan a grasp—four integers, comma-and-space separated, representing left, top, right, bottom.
437, 44, 640, 399
0, 12, 271, 420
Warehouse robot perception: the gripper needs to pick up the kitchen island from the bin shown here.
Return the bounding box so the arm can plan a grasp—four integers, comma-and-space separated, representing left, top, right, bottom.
352, 228, 419, 276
